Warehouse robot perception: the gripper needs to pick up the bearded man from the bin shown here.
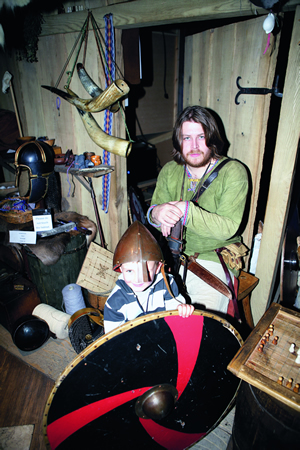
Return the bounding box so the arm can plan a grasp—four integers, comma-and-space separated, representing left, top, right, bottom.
147, 105, 249, 315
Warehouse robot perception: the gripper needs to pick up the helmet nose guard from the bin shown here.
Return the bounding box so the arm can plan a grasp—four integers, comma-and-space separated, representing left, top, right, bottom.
113, 221, 164, 282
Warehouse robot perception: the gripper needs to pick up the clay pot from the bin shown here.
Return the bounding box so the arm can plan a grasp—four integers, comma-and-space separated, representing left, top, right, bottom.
91, 155, 101, 166
84, 152, 95, 161
54, 154, 66, 165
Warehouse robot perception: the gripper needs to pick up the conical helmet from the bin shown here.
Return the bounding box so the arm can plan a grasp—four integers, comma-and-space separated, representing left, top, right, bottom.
113, 221, 163, 282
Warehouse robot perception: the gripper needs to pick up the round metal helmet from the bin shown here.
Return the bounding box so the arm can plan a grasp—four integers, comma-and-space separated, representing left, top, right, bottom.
113, 221, 163, 282
15, 140, 55, 203
12, 315, 50, 352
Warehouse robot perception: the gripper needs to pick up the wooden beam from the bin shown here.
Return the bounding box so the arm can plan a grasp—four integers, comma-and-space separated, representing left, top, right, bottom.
40, 0, 299, 36
251, 6, 300, 325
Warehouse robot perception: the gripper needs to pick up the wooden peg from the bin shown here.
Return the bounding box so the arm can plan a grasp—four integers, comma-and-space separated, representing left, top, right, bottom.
289, 343, 296, 353
277, 376, 283, 385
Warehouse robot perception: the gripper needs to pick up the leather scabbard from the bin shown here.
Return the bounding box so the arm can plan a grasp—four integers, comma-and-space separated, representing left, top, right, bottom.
186, 256, 233, 300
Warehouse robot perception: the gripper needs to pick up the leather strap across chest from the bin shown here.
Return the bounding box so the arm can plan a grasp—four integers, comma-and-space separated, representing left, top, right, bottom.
190, 157, 232, 202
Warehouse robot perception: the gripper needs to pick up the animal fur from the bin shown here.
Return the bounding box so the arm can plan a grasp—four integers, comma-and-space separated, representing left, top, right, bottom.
55, 211, 97, 247
0, 0, 31, 47
26, 232, 71, 266
25, 211, 97, 265
0, 211, 97, 268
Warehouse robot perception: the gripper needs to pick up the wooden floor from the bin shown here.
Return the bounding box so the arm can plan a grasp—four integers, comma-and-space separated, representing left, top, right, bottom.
0, 347, 54, 450
0, 344, 234, 450
190, 409, 234, 449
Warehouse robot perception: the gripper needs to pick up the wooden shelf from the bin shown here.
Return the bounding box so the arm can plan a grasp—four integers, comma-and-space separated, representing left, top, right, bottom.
54, 164, 114, 178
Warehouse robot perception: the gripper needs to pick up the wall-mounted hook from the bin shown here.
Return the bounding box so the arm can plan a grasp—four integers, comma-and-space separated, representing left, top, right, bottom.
235, 75, 283, 105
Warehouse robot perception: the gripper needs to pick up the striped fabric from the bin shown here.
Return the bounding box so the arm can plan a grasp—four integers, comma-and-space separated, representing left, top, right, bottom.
104, 272, 185, 333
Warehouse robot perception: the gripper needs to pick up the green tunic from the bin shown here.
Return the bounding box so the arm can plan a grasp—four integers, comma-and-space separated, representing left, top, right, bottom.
150, 157, 249, 276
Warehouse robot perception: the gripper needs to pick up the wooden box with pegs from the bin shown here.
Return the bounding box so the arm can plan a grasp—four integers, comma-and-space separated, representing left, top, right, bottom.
228, 302, 300, 412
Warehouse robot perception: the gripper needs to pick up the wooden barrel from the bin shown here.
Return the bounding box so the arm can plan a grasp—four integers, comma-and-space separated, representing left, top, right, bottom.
232, 382, 300, 450
87, 290, 110, 311
24, 233, 87, 311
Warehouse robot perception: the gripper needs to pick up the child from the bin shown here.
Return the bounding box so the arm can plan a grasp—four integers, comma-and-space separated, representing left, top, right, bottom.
104, 221, 194, 333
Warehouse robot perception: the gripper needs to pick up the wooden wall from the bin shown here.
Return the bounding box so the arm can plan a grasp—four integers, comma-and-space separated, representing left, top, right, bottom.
0, 25, 127, 252
0, 1, 299, 324
134, 30, 178, 168
183, 9, 300, 324
251, 8, 300, 324
183, 14, 280, 253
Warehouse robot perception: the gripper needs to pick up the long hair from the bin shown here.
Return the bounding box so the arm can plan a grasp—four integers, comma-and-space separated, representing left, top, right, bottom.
172, 106, 224, 165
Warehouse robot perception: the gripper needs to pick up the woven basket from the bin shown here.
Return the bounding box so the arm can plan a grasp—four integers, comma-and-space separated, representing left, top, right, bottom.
0, 197, 32, 224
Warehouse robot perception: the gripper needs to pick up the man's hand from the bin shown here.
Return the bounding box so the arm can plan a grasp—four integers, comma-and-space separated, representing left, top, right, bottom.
152, 202, 185, 237
177, 303, 194, 318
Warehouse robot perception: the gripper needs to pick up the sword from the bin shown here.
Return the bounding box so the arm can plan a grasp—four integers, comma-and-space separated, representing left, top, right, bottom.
38, 222, 77, 238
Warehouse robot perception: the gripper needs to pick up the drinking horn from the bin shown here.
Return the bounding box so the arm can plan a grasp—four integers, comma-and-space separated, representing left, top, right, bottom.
66, 87, 132, 158
41, 78, 129, 113
77, 63, 120, 113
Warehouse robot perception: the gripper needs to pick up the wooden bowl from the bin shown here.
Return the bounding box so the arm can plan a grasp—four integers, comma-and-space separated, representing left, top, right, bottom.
53, 146, 62, 155
0, 197, 33, 224
16, 136, 35, 146
43, 139, 55, 146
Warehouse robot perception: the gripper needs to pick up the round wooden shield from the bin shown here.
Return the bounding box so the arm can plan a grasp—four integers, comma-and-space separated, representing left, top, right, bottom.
44, 311, 243, 449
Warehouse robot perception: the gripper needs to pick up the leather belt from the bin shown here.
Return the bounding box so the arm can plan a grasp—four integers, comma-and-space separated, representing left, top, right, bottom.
181, 255, 232, 300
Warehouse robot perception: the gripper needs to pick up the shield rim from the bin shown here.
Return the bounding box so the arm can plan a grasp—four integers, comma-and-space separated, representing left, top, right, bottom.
43, 309, 243, 448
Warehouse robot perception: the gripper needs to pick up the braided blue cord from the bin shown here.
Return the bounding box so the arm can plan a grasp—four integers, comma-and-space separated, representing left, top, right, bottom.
102, 13, 115, 213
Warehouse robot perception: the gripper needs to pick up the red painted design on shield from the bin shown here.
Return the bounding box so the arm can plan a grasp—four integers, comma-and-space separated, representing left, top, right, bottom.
47, 388, 151, 449
164, 314, 203, 399
139, 314, 205, 449
47, 314, 205, 449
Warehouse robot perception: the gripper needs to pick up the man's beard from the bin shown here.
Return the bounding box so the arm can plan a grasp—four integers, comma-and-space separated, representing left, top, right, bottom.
182, 148, 213, 168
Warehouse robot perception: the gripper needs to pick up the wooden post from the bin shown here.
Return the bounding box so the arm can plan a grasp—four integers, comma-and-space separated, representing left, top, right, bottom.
251, 7, 300, 325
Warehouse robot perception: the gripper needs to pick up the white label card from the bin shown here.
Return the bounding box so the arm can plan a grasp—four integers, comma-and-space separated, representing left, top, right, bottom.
32, 210, 53, 232
9, 230, 37, 244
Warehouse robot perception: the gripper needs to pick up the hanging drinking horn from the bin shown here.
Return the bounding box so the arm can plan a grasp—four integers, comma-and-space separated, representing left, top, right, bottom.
62, 88, 131, 158
77, 63, 120, 113
42, 79, 129, 113
76, 107, 132, 157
